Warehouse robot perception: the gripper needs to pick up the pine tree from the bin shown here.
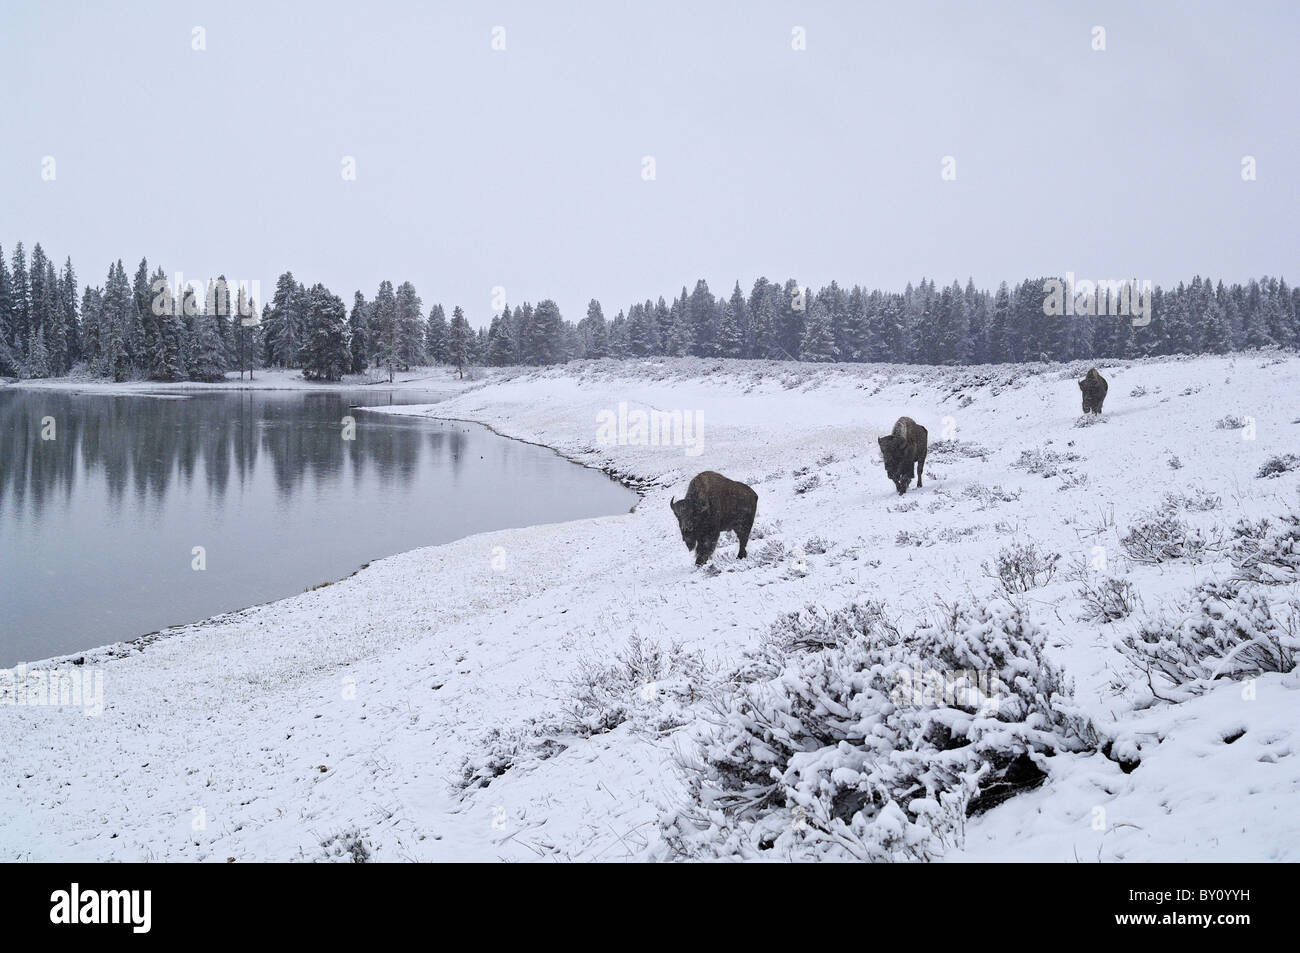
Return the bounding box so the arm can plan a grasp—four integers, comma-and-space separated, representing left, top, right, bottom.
133, 258, 156, 370
190, 314, 228, 382
27, 325, 50, 378
716, 300, 746, 358
301, 284, 350, 381
0, 247, 17, 375
425, 304, 449, 364
987, 283, 1011, 363
371, 280, 399, 381
59, 257, 80, 368
1199, 297, 1232, 353
579, 299, 609, 358
447, 306, 473, 377
42, 262, 66, 374
10, 243, 31, 356
348, 291, 369, 373
232, 285, 262, 379
799, 302, 839, 362
395, 281, 425, 368
528, 300, 565, 364
487, 313, 514, 366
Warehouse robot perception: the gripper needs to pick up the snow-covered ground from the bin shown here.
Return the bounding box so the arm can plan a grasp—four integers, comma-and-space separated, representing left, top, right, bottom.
2, 353, 1298, 861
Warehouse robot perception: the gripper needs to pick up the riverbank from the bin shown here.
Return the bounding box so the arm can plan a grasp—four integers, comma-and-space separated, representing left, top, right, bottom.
2, 365, 486, 397
2, 353, 1298, 861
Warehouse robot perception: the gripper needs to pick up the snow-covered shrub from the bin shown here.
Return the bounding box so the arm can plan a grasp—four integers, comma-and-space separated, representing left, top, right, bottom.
319, 828, 372, 863
794, 473, 821, 494
1120, 581, 1298, 697
458, 721, 568, 792
984, 541, 1060, 595
802, 536, 829, 555
1232, 510, 1300, 585
1256, 454, 1300, 479
1073, 414, 1106, 429
1168, 455, 1184, 470
1120, 508, 1216, 565
962, 482, 1021, 510
1129, 385, 1148, 398
661, 598, 1096, 861
1058, 469, 1089, 490
1012, 446, 1080, 478
1075, 574, 1141, 623
755, 539, 788, 567
895, 528, 933, 547
1164, 488, 1222, 512
928, 439, 990, 461
1215, 414, 1248, 430
563, 635, 707, 737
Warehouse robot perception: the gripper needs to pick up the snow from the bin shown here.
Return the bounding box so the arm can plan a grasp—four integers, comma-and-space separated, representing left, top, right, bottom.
2, 352, 1298, 861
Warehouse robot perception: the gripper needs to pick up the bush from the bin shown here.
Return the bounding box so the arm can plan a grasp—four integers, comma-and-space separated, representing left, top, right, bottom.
1163, 489, 1222, 512
1232, 509, 1300, 585
1012, 446, 1080, 478
962, 483, 1022, 511
319, 828, 372, 863
1120, 508, 1216, 565
1076, 574, 1141, 623
1120, 581, 1298, 698
660, 598, 1096, 861
1257, 454, 1300, 479
984, 541, 1060, 595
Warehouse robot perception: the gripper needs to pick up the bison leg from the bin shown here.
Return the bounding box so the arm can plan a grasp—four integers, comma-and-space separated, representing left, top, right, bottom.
916, 451, 926, 489
736, 513, 755, 558
695, 533, 719, 567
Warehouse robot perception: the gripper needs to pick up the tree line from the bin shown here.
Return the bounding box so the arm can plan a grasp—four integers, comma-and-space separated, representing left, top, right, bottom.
2, 241, 1296, 382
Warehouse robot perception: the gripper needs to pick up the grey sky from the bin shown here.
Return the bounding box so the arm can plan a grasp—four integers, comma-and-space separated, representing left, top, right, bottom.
3, 0, 1296, 328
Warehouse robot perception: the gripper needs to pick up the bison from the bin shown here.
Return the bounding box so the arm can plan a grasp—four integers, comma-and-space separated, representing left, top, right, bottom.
670, 471, 758, 567
877, 416, 928, 495
1079, 367, 1108, 414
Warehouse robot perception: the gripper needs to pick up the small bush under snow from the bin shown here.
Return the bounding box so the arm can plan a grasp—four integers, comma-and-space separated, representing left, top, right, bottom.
983, 541, 1061, 595
1256, 454, 1300, 479
660, 598, 1096, 861
1120, 581, 1298, 698
1120, 507, 1217, 565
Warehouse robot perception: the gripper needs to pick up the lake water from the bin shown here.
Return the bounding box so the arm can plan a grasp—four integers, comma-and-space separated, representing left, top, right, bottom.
0, 388, 637, 666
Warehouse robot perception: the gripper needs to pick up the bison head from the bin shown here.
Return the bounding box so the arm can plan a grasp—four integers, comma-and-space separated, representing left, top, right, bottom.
670, 495, 706, 551
877, 435, 912, 495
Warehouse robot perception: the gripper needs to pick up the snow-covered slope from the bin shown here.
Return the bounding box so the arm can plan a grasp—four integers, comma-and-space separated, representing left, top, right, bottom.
2, 353, 1297, 861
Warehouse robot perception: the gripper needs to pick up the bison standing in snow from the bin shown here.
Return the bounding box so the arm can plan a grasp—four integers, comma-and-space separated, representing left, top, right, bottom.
670, 471, 758, 567
1079, 367, 1108, 414
877, 416, 928, 495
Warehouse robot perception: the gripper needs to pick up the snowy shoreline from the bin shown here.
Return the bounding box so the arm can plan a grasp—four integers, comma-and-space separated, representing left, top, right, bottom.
2, 354, 1299, 861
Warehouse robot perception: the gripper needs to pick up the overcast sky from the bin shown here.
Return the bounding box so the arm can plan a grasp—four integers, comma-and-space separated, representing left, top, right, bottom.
3, 1, 1296, 327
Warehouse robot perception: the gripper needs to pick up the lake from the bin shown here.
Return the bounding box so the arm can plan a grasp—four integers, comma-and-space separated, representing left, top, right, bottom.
0, 388, 637, 667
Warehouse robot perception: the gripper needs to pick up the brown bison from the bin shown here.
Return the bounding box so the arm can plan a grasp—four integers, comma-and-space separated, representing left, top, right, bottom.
877, 416, 928, 495
670, 471, 758, 566
1079, 367, 1108, 414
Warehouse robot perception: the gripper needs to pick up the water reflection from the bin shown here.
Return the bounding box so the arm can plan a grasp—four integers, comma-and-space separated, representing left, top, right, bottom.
0, 389, 635, 665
